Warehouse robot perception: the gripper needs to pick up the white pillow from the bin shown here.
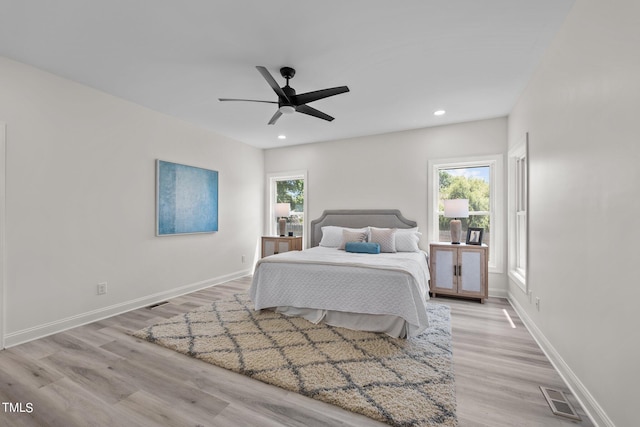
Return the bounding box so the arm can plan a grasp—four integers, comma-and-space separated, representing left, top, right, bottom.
319, 226, 368, 248
369, 227, 397, 253
395, 229, 422, 252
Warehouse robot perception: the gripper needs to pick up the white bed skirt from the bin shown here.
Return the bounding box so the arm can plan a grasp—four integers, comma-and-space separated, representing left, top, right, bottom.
274, 306, 409, 338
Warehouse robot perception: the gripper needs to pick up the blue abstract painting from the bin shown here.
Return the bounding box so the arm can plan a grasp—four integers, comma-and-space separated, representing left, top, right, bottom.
156, 160, 218, 235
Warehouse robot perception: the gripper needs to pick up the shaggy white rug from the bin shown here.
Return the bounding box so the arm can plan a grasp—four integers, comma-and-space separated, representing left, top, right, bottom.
133, 294, 457, 427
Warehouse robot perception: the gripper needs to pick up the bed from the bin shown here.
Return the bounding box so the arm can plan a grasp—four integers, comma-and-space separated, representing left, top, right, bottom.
249, 210, 431, 338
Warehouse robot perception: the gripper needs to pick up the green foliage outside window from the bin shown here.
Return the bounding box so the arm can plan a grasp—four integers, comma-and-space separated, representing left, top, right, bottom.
276, 180, 304, 211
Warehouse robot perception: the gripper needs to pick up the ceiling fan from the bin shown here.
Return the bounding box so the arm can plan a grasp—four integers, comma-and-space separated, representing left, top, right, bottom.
219, 66, 349, 125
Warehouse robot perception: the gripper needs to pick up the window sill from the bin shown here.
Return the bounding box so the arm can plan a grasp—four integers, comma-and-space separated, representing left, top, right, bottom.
508, 269, 526, 293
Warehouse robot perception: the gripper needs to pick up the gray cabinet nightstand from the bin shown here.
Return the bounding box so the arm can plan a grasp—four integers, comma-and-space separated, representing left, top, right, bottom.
261, 236, 302, 258
429, 242, 488, 303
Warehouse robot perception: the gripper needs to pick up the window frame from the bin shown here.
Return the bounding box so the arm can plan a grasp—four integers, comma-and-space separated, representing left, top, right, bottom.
508, 134, 528, 293
266, 170, 308, 247
428, 154, 504, 273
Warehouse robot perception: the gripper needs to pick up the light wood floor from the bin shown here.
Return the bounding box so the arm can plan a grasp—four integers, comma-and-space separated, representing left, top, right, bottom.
0, 277, 592, 427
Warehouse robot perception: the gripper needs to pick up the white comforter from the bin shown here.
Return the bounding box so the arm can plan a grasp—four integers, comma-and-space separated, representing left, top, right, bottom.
249, 246, 431, 336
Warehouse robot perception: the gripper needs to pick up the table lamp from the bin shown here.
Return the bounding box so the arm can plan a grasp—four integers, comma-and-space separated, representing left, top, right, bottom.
444, 199, 469, 244
275, 203, 290, 237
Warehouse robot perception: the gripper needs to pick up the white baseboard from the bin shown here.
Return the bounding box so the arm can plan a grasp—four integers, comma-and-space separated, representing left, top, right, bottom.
488, 286, 508, 299
3, 269, 252, 349
508, 292, 613, 427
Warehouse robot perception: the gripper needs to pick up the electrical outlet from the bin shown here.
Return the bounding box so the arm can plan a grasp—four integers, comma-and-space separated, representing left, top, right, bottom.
241, 255, 246, 264
535, 297, 540, 311
97, 282, 107, 295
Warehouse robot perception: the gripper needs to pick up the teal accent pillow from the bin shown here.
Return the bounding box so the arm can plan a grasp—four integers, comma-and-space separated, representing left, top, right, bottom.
345, 242, 381, 254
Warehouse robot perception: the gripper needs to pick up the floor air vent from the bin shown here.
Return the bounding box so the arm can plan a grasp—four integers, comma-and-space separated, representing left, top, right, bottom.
540, 386, 581, 421
147, 301, 169, 309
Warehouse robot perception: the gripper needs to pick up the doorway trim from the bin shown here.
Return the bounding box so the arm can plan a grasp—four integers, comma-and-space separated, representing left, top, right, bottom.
0, 122, 6, 349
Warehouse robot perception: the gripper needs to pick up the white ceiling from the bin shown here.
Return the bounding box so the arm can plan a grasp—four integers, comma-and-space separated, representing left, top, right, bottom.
0, 1, 575, 149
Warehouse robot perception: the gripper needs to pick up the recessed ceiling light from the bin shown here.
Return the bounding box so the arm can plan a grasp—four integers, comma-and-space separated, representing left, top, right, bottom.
434, 110, 446, 116
277, 135, 286, 140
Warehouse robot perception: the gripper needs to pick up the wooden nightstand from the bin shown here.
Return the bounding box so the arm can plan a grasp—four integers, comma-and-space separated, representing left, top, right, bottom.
261, 236, 302, 258
429, 242, 489, 303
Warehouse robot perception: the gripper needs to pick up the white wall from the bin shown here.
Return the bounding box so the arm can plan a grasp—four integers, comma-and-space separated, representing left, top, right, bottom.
0, 57, 264, 346
265, 117, 508, 295
508, 1, 640, 426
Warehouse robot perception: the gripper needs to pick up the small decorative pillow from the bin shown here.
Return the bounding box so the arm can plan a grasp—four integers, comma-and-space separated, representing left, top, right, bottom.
319, 226, 368, 248
339, 229, 368, 250
368, 227, 397, 253
395, 229, 422, 252
345, 242, 381, 254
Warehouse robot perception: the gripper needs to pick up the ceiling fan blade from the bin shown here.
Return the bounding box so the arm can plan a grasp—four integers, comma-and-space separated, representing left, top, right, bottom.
256, 66, 290, 103
294, 86, 349, 105
268, 110, 283, 125
218, 98, 278, 104
295, 105, 334, 122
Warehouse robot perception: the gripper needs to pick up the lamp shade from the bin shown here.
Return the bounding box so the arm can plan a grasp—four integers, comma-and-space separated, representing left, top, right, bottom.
275, 203, 290, 218
443, 199, 469, 218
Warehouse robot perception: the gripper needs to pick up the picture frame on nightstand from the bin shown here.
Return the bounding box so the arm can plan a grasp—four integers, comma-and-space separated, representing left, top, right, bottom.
466, 228, 484, 245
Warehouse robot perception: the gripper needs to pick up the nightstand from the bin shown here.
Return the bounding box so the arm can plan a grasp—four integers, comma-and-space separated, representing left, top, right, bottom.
429, 242, 488, 303
261, 236, 302, 258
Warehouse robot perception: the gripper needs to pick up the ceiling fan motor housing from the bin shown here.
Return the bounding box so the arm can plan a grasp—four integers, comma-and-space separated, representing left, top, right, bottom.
280, 85, 297, 109
279, 67, 297, 110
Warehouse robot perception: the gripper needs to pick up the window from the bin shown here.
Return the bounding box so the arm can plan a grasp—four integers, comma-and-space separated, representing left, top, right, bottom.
508, 135, 528, 292
267, 171, 307, 246
437, 166, 491, 245
428, 155, 504, 273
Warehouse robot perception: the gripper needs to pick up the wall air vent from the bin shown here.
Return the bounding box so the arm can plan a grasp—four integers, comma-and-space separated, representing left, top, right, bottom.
540, 386, 581, 421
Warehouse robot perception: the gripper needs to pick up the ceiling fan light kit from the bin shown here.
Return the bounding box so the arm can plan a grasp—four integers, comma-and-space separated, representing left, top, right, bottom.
219, 66, 349, 125
278, 105, 296, 114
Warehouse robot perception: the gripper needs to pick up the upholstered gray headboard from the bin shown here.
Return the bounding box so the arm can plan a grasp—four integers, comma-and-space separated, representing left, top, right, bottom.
310, 209, 417, 247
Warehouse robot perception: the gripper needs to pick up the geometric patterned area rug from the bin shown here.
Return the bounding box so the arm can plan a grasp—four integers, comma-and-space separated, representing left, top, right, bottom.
133, 294, 457, 427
